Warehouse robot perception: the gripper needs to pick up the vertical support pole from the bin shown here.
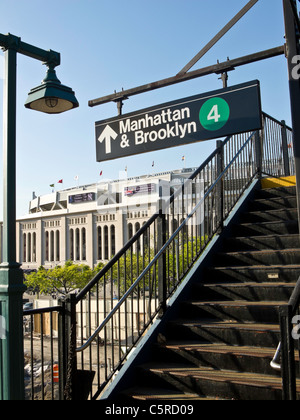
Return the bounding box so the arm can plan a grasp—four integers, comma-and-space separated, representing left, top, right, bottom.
58, 298, 67, 400
216, 140, 224, 233
280, 305, 296, 400
254, 130, 263, 179
281, 120, 291, 177
0, 47, 26, 400
283, 0, 300, 232
157, 195, 167, 317
63, 294, 77, 400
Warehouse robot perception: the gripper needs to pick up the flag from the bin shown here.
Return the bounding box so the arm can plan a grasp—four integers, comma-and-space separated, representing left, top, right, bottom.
50, 184, 55, 188
125, 189, 134, 196
125, 166, 128, 172
152, 161, 155, 167
58, 179, 63, 184
100, 171, 103, 176
182, 156, 185, 161
74, 175, 79, 181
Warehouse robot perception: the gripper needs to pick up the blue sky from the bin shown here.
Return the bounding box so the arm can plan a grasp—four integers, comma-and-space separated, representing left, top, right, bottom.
0, 0, 293, 217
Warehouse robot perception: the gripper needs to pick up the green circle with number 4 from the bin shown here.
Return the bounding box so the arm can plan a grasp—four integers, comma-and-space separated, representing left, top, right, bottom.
199, 97, 230, 131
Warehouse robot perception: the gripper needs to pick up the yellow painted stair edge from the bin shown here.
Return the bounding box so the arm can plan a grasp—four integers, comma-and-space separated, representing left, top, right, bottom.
261, 176, 296, 189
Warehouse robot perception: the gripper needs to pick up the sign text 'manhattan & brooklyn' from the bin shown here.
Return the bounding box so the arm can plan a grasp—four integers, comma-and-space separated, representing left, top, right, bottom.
119, 106, 197, 145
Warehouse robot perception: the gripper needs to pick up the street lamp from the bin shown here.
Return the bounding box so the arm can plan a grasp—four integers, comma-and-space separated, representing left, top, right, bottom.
25, 63, 79, 114
0, 33, 79, 400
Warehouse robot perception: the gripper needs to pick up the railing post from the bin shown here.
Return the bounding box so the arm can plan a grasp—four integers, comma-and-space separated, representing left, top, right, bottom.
254, 130, 263, 179
216, 140, 224, 232
60, 294, 77, 400
157, 196, 167, 317
281, 120, 291, 177
58, 298, 67, 400
279, 305, 296, 400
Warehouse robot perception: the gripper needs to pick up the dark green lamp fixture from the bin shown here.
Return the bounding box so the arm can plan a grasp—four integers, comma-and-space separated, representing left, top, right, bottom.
25, 63, 79, 114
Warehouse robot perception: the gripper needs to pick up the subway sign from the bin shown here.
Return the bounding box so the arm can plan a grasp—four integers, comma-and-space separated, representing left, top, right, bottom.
95, 80, 262, 162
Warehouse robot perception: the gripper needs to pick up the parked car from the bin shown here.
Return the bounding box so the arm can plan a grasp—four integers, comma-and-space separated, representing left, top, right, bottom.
23, 302, 33, 311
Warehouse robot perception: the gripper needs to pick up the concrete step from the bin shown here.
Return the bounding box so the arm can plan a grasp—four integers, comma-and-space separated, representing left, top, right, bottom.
241, 209, 298, 223
248, 196, 297, 211
138, 363, 296, 400
193, 282, 295, 302
255, 186, 296, 200
215, 249, 300, 267
167, 320, 280, 347
206, 265, 300, 284
233, 220, 298, 237
180, 300, 283, 323
224, 234, 300, 252
152, 343, 283, 377
124, 387, 213, 401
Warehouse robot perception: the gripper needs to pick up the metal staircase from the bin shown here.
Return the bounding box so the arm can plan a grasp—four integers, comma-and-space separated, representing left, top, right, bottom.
24, 113, 300, 400
113, 185, 300, 401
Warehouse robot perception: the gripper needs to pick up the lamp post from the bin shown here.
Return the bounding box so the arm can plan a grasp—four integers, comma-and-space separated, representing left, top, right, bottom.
0, 33, 79, 400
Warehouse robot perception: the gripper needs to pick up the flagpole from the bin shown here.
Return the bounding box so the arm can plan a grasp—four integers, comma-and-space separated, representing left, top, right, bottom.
151, 161, 155, 175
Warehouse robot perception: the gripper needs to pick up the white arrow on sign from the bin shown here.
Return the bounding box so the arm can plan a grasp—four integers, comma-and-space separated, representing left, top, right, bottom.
98, 125, 118, 154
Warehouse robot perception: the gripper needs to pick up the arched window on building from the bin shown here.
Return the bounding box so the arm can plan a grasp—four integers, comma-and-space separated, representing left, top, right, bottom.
128, 223, 133, 240
97, 226, 102, 260
75, 228, 80, 261
27, 233, 32, 263
70, 229, 74, 261
56, 230, 60, 262
45, 231, 49, 262
110, 225, 115, 257
104, 226, 109, 260
23, 233, 27, 262
32, 232, 36, 263
50, 231, 55, 262
82, 227, 86, 261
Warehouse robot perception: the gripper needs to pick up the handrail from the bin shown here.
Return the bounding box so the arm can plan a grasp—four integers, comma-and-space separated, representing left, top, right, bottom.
287, 276, 300, 313
75, 142, 224, 304
76, 131, 256, 353
262, 111, 292, 131
75, 212, 159, 303
270, 342, 282, 371
24, 306, 62, 315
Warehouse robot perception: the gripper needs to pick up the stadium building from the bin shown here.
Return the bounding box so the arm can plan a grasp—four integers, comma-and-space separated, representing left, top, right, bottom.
0, 168, 196, 270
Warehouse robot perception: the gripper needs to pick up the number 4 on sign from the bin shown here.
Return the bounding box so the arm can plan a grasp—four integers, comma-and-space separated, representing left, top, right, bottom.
207, 105, 221, 123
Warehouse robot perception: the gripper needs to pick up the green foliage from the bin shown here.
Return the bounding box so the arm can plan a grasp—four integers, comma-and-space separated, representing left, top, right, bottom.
24, 235, 208, 298
25, 261, 104, 296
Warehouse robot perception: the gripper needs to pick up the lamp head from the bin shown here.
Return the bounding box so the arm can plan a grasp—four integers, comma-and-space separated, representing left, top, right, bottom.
25, 65, 79, 114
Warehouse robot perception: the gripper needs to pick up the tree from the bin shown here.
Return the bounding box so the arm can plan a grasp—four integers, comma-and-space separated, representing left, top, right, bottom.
25, 261, 102, 296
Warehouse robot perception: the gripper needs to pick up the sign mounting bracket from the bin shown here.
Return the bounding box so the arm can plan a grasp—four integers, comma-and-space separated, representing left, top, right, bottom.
177, 0, 259, 75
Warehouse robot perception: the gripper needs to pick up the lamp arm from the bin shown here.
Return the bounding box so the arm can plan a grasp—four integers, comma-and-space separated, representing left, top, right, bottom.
0, 32, 60, 67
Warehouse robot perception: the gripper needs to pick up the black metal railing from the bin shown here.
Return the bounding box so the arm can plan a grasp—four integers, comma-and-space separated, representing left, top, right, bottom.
24, 112, 294, 400
23, 306, 63, 400
262, 113, 294, 177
